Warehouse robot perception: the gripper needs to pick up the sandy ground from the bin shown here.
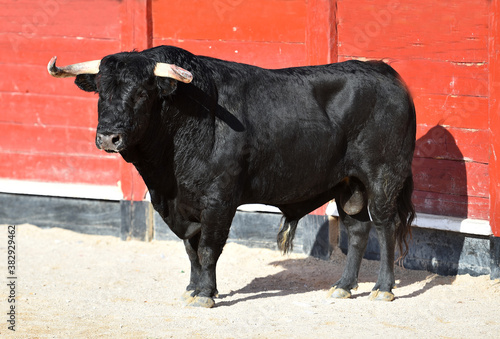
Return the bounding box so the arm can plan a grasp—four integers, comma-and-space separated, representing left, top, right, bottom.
0, 224, 499, 338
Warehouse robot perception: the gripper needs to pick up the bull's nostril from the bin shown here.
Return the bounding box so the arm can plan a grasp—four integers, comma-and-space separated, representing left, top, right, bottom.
112, 135, 121, 145
96, 133, 123, 152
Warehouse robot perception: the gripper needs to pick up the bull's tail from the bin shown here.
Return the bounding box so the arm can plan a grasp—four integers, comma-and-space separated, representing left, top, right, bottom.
395, 174, 415, 260
277, 217, 299, 254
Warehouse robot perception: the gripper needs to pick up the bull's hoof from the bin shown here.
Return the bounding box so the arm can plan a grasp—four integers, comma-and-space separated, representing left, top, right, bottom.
181, 290, 196, 306
186, 296, 215, 308
368, 290, 395, 301
326, 287, 351, 299
182, 290, 195, 300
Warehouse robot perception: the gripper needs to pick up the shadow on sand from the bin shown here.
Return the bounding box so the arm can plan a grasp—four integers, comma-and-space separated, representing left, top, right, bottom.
216, 253, 452, 307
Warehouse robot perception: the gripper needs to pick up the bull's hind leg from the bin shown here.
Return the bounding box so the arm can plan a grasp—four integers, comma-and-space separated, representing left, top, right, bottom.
367, 179, 406, 302
328, 206, 371, 299
369, 209, 398, 301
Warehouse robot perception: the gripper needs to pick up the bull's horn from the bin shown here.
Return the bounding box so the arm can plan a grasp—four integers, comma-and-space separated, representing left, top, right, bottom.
47, 56, 101, 78
154, 63, 193, 83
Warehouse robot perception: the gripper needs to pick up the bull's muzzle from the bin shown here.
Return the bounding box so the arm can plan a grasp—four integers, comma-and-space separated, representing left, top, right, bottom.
96, 133, 124, 153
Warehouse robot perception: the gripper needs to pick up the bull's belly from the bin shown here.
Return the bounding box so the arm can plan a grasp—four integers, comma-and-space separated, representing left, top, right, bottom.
241, 132, 345, 205
243, 166, 341, 205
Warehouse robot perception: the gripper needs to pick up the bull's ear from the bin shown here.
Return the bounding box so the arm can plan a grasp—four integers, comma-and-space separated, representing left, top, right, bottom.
157, 78, 178, 97
75, 74, 98, 93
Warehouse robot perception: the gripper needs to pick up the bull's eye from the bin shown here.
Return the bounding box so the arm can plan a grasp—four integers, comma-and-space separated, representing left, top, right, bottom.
135, 91, 148, 101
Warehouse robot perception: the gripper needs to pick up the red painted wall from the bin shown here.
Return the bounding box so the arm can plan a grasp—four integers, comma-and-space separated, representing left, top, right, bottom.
489, 0, 500, 237
1, 0, 498, 235
152, 0, 334, 68
0, 0, 149, 200
1, 0, 121, 185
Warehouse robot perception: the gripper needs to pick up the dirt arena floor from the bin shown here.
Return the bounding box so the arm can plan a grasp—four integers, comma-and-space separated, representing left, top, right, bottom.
0, 224, 499, 338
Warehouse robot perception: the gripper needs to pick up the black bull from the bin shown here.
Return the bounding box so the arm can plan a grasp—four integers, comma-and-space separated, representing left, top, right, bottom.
48, 45, 416, 307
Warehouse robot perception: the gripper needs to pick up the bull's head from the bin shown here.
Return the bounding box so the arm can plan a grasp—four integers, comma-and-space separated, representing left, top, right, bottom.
48, 53, 193, 153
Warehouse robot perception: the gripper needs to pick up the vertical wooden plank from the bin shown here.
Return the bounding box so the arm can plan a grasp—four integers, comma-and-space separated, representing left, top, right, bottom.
119, 0, 152, 200
306, 0, 337, 65
490, 0, 500, 237
120, 0, 152, 51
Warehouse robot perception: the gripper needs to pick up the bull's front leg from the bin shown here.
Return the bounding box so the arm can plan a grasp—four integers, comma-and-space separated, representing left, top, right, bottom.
183, 209, 233, 308
182, 233, 203, 301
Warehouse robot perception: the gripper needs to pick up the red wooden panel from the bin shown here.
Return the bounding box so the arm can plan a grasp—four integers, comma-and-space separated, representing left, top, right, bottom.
337, 0, 488, 63
120, 161, 148, 201
153, 39, 307, 69
412, 158, 489, 198
388, 59, 488, 98
0, 93, 97, 128
336, 57, 488, 98
413, 191, 489, 220
0, 36, 120, 97
0, 123, 103, 157
310, 204, 328, 216
120, 0, 151, 51
0, 63, 95, 98
153, 0, 306, 43
490, 0, 500, 236
306, 0, 337, 65
413, 94, 489, 130
415, 126, 489, 164
0, 0, 121, 39
0, 35, 120, 66
0, 0, 140, 198
0, 152, 120, 186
